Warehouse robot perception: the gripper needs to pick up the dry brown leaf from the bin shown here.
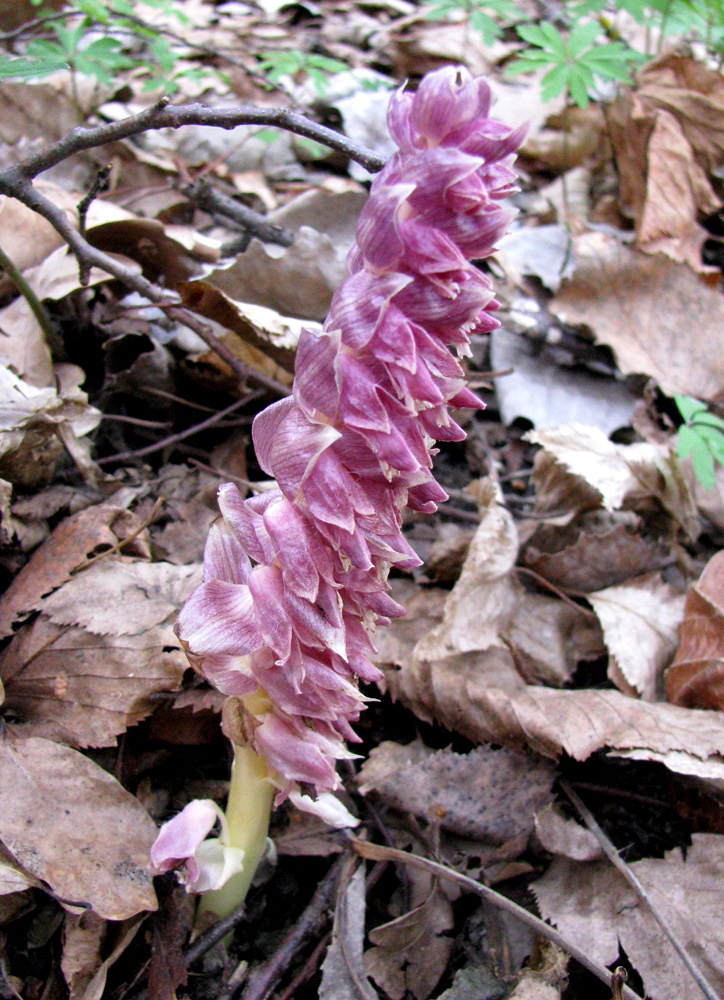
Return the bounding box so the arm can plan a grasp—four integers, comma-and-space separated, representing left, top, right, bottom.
414, 479, 519, 662
87, 218, 215, 287
0, 364, 101, 488
534, 804, 602, 862
320, 867, 376, 1000
366, 875, 454, 1000
0, 501, 134, 639
63, 915, 143, 1000
178, 280, 302, 384
521, 510, 673, 593
358, 742, 555, 844
667, 550, 724, 710
0, 734, 157, 919
0, 560, 198, 747
210, 188, 367, 321
37, 559, 200, 636
527, 421, 698, 539
503, 593, 604, 688
551, 232, 724, 401
609, 53, 724, 269
533, 834, 724, 1000
589, 575, 685, 701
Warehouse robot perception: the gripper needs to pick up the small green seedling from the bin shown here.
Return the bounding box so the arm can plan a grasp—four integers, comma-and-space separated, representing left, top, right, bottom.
505, 19, 639, 107
424, 0, 519, 45
256, 51, 349, 96
675, 394, 724, 491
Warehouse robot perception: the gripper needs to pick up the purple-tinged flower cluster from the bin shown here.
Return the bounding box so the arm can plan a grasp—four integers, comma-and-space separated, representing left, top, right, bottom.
176, 66, 522, 811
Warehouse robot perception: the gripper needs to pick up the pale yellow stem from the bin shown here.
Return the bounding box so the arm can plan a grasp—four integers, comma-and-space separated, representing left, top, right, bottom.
197, 741, 275, 919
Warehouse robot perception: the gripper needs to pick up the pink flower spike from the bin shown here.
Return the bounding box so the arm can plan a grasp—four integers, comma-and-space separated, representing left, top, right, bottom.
174, 65, 522, 820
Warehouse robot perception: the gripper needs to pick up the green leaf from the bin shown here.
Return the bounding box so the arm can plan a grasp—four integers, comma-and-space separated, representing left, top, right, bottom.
692, 437, 716, 490
470, 9, 501, 43
568, 19, 601, 56
690, 411, 724, 432
516, 22, 551, 47
539, 21, 569, 59
540, 62, 570, 101
675, 394, 707, 422
567, 66, 590, 107
677, 423, 700, 459
0, 55, 69, 79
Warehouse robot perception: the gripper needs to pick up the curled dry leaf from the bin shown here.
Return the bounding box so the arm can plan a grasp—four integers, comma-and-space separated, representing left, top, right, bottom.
319, 866, 376, 1000
527, 421, 698, 539
379, 505, 724, 778
358, 742, 555, 845
210, 188, 368, 321
589, 575, 685, 702
0, 365, 100, 489
366, 872, 454, 1000
666, 550, 724, 710
521, 510, 673, 593
533, 834, 724, 1000
551, 232, 724, 401
608, 53, 724, 270
0, 735, 158, 920
503, 593, 604, 688
178, 280, 303, 385
62, 914, 143, 1000
534, 804, 602, 863
0, 560, 199, 747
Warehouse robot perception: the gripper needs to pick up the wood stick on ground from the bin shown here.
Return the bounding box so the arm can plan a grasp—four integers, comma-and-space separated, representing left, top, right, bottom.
239, 855, 346, 1000
562, 781, 721, 1000
348, 835, 644, 1000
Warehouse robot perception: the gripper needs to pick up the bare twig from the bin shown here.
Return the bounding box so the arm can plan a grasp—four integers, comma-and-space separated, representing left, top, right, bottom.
348, 836, 644, 1000
164, 306, 291, 398
183, 901, 249, 966
0, 100, 386, 182
77, 164, 111, 239
96, 396, 251, 466
239, 855, 345, 1000
182, 178, 294, 247
562, 782, 721, 1000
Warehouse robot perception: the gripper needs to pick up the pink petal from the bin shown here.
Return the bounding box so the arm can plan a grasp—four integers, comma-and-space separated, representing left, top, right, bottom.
177, 579, 262, 657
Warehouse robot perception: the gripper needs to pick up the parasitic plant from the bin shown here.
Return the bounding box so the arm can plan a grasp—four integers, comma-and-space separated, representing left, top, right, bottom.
151, 65, 523, 917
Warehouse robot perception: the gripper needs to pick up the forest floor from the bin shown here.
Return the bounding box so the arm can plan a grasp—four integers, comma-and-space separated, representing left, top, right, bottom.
2, 2, 724, 999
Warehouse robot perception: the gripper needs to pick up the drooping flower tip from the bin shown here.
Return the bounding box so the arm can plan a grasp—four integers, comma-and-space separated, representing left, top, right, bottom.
150, 799, 245, 893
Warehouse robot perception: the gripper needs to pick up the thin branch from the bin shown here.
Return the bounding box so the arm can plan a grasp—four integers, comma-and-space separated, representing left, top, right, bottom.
182, 178, 294, 248
239, 855, 345, 1000
347, 836, 644, 1000
164, 306, 291, 397
0, 99, 386, 181
96, 396, 251, 466
561, 782, 721, 1000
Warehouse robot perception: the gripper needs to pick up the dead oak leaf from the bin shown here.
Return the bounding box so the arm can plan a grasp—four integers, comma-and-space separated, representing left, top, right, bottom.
0, 501, 133, 639
358, 742, 554, 845
533, 834, 724, 1000
588, 575, 685, 701
551, 232, 724, 401
37, 559, 201, 636
0, 734, 158, 920
667, 550, 724, 710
